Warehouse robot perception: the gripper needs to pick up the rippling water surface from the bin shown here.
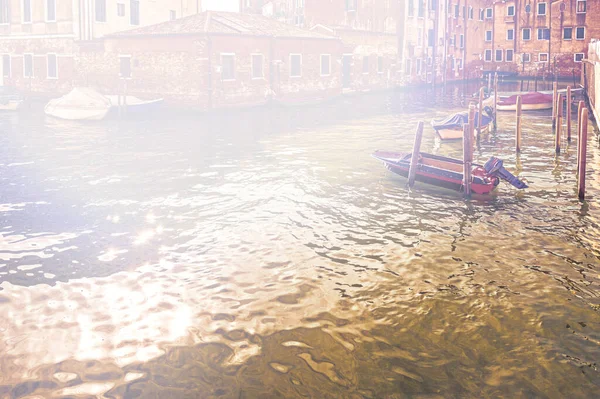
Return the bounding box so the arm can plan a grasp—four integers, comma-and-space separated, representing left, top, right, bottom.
1, 83, 600, 398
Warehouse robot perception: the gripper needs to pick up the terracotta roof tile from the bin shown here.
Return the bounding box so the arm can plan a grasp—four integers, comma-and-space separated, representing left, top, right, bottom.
110, 12, 336, 40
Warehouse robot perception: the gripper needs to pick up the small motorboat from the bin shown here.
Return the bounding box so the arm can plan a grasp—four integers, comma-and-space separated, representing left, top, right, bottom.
431, 106, 494, 140
372, 151, 528, 195
496, 92, 553, 111
0, 87, 24, 111
45, 87, 111, 121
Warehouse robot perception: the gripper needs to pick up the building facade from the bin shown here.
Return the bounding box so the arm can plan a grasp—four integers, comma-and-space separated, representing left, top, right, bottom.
78, 12, 344, 109
0, 0, 200, 92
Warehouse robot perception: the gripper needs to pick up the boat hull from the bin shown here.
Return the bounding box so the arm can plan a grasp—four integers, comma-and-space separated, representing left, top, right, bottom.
496, 102, 553, 111
373, 151, 499, 195
44, 104, 110, 121
436, 124, 489, 140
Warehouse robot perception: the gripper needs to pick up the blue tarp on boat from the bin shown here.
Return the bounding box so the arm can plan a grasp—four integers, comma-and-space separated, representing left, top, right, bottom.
431, 110, 493, 130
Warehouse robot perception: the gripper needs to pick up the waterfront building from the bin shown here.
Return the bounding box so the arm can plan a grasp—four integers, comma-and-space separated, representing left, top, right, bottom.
78, 11, 344, 108
0, 0, 200, 93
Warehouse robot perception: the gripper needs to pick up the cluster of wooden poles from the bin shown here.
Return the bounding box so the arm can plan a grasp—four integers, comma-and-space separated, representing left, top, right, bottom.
550, 82, 589, 200
408, 74, 590, 200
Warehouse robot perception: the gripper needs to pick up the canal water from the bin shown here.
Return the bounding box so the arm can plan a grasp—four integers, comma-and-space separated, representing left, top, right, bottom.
0, 83, 599, 398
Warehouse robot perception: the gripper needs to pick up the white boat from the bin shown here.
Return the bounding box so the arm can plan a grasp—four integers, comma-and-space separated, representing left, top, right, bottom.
45, 88, 111, 121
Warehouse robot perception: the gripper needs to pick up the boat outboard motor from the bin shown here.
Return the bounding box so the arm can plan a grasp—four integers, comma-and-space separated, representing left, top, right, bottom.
484, 157, 528, 189
483, 106, 494, 118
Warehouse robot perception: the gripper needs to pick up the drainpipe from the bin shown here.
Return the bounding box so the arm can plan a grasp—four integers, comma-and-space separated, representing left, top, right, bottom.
443, 0, 447, 85
548, 0, 552, 75
463, 0, 466, 80
207, 34, 212, 109
432, 0, 438, 89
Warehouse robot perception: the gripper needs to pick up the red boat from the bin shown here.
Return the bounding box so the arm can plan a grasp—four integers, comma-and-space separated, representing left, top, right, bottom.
372, 151, 527, 195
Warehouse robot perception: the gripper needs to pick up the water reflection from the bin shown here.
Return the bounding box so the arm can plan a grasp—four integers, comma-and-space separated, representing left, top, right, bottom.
1, 83, 600, 397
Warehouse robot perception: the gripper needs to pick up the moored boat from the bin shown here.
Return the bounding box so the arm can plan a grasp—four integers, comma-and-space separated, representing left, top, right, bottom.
431, 107, 493, 140
45, 88, 111, 121
0, 87, 24, 111
496, 92, 553, 111
372, 151, 528, 195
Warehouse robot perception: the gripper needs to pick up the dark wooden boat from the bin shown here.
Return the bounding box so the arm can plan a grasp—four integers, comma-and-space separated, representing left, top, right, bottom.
372, 151, 527, 195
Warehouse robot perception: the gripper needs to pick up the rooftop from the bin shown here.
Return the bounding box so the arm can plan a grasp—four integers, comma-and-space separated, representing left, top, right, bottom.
111, 12, 336, 40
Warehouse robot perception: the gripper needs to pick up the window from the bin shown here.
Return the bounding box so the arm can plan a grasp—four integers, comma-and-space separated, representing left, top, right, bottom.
220, 54, 235, 80
320, 54, 330, 76
563, 27, 572, 40
537, 28, 549, 40
417, 27, 423, 46
2, 54, 10, 77
290, 54, 301, 77
362, 56, 369, 74
46, 0, 56, 22
407, 0, 414, 16
485, 30, 492, 41
479, 8, 484, 21
469, 6, 473, 19
577, 0, 586, 13
507, 29, 514, 40
576, 27, 585, 40
454, 4, 459, 18
428, 28, 434, 47
95, 0, 106, 22
416, 58, 422, 75
507, 5, 515, 16
346, 0, 357, 11
252, 54, 264, 79
22, 0, 31, 23
522, 53, 531, 62
405, 58, 411, 75
522, 28, 531, 40
484, 49, 492, 62
46, 53, 57, 78
377, 56, 383, 73
537, 2, 546, 15
117, 3, 125, 16
575, 53, 584, 62
506, 49, 514, 62
495, 49, 503, 62
459, 34, 464, 48
450, 35, 455, 47
119, 55, 131, 78
23, 53, 33, 77
418, 0, 424, 17
169, 10, 176, 20
485, 8, 492, 18
451, 57, 456, 71
130, 0, 140, 25
457, 58, 463, 70
539, 53, 549, 62
0, 0, 9, 24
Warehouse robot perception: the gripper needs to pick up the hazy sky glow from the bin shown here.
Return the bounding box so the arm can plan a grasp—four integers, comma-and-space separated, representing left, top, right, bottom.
203, 0, 240, 12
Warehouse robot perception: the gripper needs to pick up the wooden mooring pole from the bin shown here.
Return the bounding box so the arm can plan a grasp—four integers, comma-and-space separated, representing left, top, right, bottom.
555, 94, 563, 154
552, 81, 558, 129
566, 86, 572, 141
468, 103, 476, 143
577, 100, 585, 176
408, 121, 424, 188
463, 123, 472, 197
478, 87, 484, 138
578, 108, 588, 201
493, 72, 498, 130
516, 95, 522, 153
